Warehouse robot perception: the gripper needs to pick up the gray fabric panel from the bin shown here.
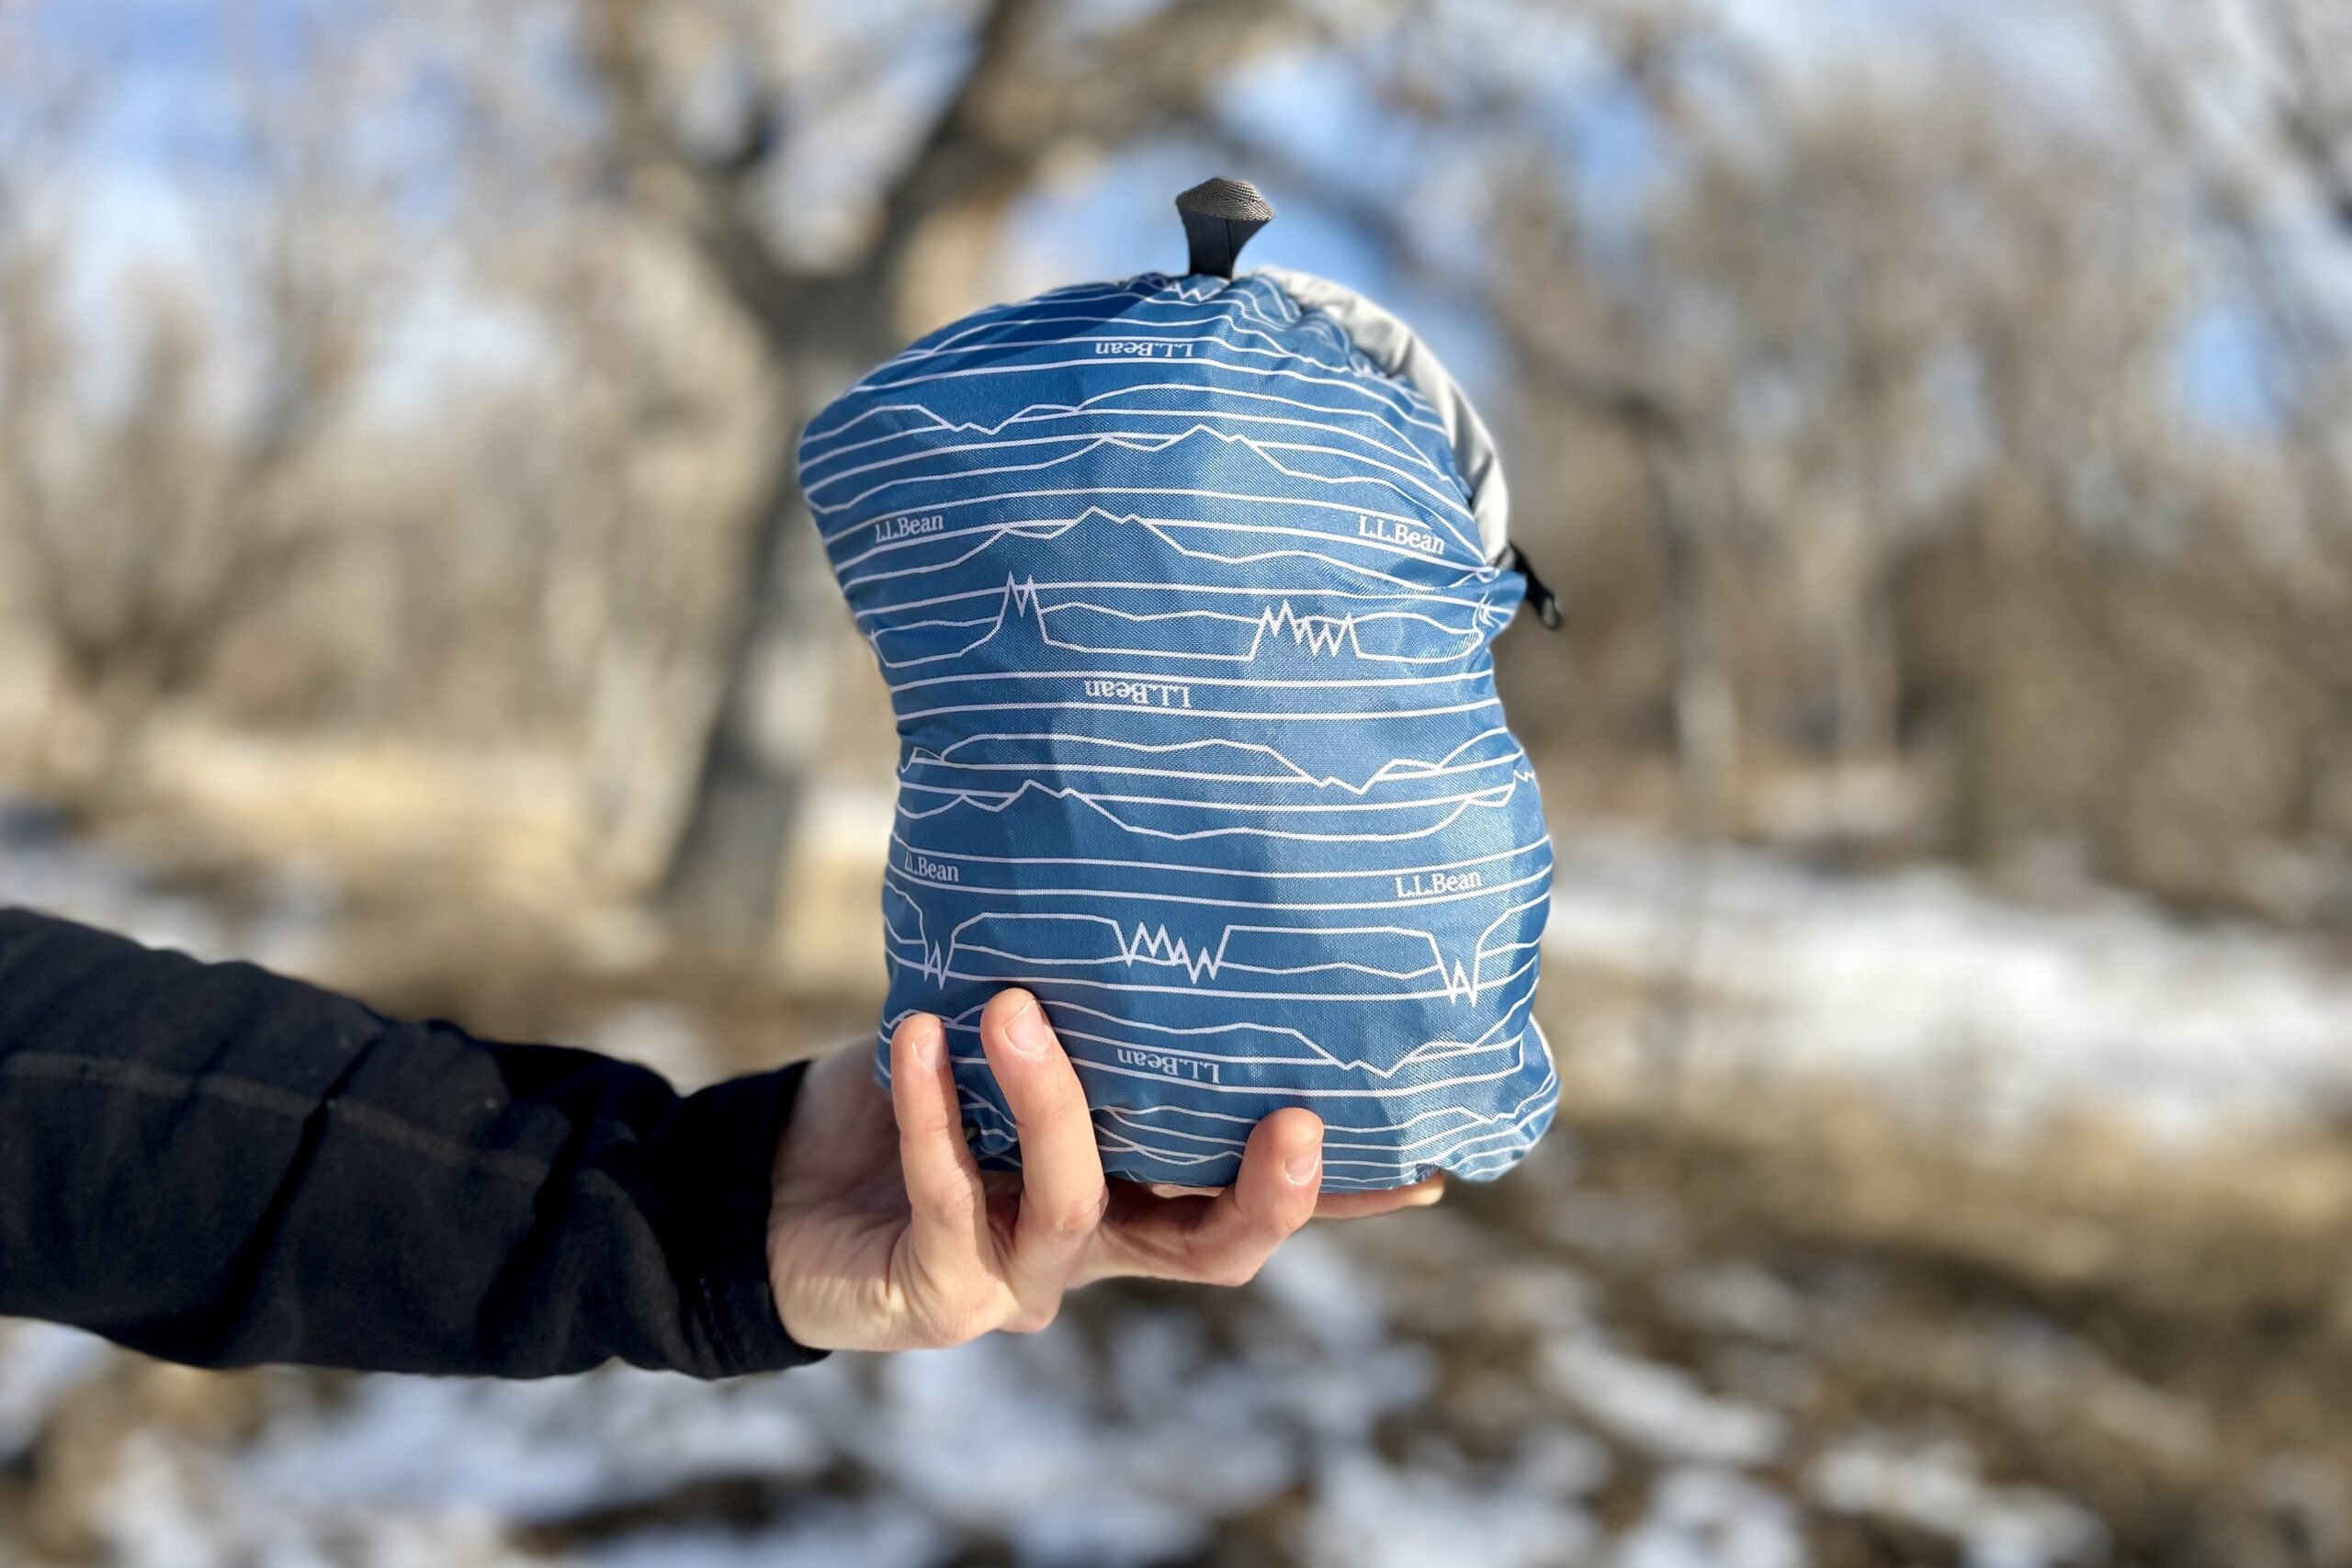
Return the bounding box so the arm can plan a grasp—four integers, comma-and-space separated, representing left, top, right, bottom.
1253, 266, 1511, 565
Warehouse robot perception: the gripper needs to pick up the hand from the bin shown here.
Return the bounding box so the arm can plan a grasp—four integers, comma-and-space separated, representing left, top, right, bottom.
766, 988, 1444, 1352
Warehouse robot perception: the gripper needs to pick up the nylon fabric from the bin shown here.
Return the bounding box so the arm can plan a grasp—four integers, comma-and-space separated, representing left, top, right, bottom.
803, 270, 1556, 1190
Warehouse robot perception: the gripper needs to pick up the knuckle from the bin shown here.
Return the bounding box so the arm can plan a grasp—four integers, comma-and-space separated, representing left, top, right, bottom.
900, 1096, 963, 1146
1007, 1298, 1061, 1335
927, 1289, 1005, 1348
1204, 1255, 1264, 1290
910, 1168, 978, 1224
1042, 1189, 1109, 1239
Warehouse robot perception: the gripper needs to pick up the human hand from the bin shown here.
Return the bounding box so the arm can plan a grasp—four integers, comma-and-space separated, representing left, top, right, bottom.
766, 988, 1444, 1352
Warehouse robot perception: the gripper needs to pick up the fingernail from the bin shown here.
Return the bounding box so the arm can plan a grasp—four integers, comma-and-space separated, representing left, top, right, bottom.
913, 1026, 942, 1071
1005, 999, 1054, 1059
1284, 1145, 1322, 1186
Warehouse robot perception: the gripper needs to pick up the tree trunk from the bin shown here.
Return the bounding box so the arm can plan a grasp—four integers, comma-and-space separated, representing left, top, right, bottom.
1645, 440, 1737, 834
655, 370, 849, 949
651, 224, 1001, 948
1950, 470, 2033, 867
1634, 430, 1736, 1104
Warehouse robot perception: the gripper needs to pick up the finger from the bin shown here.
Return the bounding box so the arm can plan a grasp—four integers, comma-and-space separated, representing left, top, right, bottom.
1143, 1181, 1223, 1200
1093, 1108, 1322, 1287
888, 1012, 1000, 1319
978, 989, 1106, 1318
1143, 1173, 1444, 1217
1313, 1174, 1446, 1220
1191, 1108, 1323, 1281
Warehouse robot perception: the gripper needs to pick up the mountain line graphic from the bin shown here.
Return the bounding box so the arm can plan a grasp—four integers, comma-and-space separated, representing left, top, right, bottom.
869, 575, 1488, 669
891, 772, 1538, 844
899, 726, 1524, 794
820, 330, 1450, 439
881, 904, 1547, 1010
808, 423, 1482, 561
883, 826, 1553, 889
870, 989, 1547, 1086
835, 506, 1496, 604
799, 391, 1453, 485
829, 296, 1393, 383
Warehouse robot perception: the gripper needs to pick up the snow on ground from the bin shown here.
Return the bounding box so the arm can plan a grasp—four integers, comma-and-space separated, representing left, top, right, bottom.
0, 1322, 112, 1458
0, 1236, 1598, 1568
1544, 828, 2352, 1146
0, 800, 335, 975
0, 1114, 2141, 1568
2, 1225, 1915, 1568
1809, 1434, 2107, 1568
1544, 1336, 1788, 1470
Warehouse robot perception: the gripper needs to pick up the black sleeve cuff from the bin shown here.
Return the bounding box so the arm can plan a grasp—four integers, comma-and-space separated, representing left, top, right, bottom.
664, 1058, 831, 1377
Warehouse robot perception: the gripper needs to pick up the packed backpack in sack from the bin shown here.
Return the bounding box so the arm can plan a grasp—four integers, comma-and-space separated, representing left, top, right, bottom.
801, 181, 1558, 1190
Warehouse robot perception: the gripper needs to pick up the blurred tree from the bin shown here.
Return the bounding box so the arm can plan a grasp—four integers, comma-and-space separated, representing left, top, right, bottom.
2105, 0, 2352, 869
575, 0, 1318, 948
0, 17, 387, 797
0, 0, 2343, 931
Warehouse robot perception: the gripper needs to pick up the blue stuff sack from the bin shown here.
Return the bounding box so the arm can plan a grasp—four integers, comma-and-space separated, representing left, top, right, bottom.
802, 262, 1556, 1190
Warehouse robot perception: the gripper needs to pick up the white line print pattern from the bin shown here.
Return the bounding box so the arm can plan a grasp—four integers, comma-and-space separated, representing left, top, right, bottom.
813, 271, 1555, 1189
868, 577, 1489, 669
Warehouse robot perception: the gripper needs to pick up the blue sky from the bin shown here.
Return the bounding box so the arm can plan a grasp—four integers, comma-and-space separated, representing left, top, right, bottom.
13, 0, 2330, 433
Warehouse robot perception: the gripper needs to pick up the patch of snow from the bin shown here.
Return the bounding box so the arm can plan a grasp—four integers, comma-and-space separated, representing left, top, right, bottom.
234, 1369, 831, 1522
1507, 1425, 1617, 1498
853, 1330, 1239, 1566
1544, 1336, 1787, 1468
1247, 1226, 1391, 1355
582, 1002, 719, 1088
1300, 1450, 1598, 1568
1810, 1432, 2107, 1568
0, 806, 334, 975
1666, 1265, 1809, 1344
1613, 1466, 1808, 1568
58, 1288, 1434, 1568
1483, 1260, 1601, 1338
0, 1322, 112, 1458
1971, 1317, 2211, 1470
584, 1506, 948, 1568
1547, 828, 2352, 1146
1544, 1190, 1682, 1258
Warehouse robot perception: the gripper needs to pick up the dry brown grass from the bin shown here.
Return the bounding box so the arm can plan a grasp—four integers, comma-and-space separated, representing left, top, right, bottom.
1484, 1069, 2352, 1564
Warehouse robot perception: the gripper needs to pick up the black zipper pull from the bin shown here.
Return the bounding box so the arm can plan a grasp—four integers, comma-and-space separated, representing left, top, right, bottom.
1498, 541, 1563, 630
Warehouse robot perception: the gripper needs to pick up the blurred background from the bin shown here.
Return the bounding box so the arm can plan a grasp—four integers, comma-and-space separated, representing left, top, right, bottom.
3, 0, 2351, 1562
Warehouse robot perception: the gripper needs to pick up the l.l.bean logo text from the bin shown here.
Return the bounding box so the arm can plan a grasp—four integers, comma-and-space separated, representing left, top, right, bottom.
1396, 869, 1485, 898
1114, 1046, 1222, 1083
876, 513, 945, 542
1359, 514, 1443, 556
1094, 339, 1196, 358
903, 850, 960, 883
1083, 679, 1193, 709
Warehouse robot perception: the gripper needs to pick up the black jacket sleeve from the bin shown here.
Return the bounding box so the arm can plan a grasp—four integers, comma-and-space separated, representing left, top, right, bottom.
0, 907, 823, 1379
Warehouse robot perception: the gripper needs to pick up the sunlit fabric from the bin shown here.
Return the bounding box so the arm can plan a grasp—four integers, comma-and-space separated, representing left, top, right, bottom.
803, 271, 1555, 1189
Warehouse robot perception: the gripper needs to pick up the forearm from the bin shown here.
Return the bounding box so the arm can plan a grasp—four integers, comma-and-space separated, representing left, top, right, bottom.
0, 908, 820, 1379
